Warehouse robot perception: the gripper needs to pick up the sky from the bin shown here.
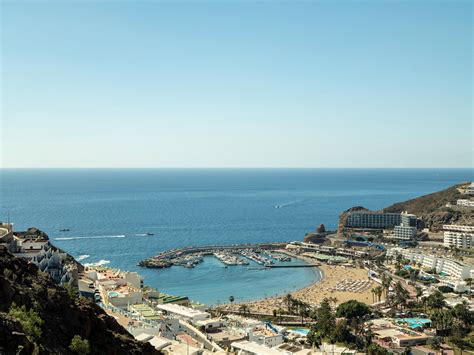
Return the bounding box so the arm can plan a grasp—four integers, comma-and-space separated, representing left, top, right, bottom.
1, 0, 472, 168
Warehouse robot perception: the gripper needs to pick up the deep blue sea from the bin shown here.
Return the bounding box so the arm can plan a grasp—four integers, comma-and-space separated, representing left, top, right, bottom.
0, 168, 472, 305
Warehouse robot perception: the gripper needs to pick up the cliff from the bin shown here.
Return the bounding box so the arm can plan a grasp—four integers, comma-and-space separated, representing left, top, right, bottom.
0, 246, 160, 355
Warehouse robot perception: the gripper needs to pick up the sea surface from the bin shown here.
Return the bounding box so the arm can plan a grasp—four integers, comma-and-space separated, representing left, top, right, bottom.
0, 168, 472, 305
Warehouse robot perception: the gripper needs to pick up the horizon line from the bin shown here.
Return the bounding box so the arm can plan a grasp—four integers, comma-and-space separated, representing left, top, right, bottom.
0, 166, 473, 170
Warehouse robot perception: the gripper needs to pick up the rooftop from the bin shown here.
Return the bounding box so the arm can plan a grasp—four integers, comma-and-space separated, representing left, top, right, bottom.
231, 340, 286, 355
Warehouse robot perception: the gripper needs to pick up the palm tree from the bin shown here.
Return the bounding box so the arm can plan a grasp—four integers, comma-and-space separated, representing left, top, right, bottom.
375, 286, 383, 303
229, 295, 235, 307
415, 286, 423, 301
239, 304, 247, 315
326, 296, 338, 309
284, 294, 293, 313
393, 282, 409, 311
381, 274, 392, 299
277, 307, 284, 323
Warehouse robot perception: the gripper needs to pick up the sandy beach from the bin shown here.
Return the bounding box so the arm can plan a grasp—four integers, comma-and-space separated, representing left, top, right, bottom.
221, 255, 381, 314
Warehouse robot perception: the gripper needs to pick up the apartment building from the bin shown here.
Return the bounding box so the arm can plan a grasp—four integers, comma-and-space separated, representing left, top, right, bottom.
443, 225, 474, 249
387, 247, 473, 280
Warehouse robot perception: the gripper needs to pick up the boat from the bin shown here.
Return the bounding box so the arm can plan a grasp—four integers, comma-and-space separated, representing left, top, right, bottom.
59, 229, 70, 232
146, 232, 154, 236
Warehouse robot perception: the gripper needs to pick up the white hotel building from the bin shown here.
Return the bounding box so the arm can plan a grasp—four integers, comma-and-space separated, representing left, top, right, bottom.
444, 225, 474, 249
387, 247, 473, 280
457, 199, 474, 208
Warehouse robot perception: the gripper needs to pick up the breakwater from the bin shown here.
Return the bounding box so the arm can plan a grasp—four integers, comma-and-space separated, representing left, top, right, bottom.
138, 242, 289, 269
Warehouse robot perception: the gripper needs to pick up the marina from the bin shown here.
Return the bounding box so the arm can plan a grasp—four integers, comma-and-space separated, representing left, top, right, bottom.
138, 243, 291, 269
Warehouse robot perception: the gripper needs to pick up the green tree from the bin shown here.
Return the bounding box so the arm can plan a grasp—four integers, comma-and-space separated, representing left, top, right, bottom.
331, 319, 353, 344
425, 290, 446, 312
381, 274, 392, 299
239, 304, 249, 316
69, 335, 90, 355
431, 309, 453, 333
375, 286, 383, 303
306, 328, 322, 349
284, 294, 294, 314
415, 286, 423, 301
427, 336, 442, 352
367, 343, 388, 355
313, 298, 336, 339
8, 303, 43, 339
336, 300, 371, 322
63, 283, 78, 300
452, 301, 473, 327
450, 336, 468, 355
393, 282, 409, 310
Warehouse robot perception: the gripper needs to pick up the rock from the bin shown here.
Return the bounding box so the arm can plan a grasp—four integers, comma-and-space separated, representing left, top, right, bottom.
0, 248, 160, 354
316, 224, 326, 234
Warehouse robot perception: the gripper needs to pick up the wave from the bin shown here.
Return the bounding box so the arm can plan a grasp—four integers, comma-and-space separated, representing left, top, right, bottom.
55, 235, 126, 241
83, 259, 110, 267
76, 254, 90, 262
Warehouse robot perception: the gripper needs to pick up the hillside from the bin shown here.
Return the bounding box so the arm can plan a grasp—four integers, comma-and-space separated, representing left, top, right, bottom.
0, 246, 159, 355
382, 183, 473, 231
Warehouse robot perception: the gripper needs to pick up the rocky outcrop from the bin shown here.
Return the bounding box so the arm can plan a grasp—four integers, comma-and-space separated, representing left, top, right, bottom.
0, 246, 160, 354
304, 224, 328, 243
316, 224, 326, 234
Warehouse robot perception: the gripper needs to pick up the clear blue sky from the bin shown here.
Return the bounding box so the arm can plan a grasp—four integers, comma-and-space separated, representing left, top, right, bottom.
1, 0, 472, 168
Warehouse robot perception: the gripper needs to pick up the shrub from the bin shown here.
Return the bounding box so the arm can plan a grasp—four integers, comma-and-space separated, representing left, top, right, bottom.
70, 335, 90, 354
8, 303, 43, 339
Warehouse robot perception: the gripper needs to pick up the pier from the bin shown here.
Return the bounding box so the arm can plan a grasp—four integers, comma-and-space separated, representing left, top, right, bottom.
138, 242, 289, 269
266, 264, 318, 268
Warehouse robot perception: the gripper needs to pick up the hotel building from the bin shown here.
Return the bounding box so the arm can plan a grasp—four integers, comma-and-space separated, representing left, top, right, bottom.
465, 182, 474, 196
393, 225, 417, 241
457, 199, 474, 208
387, 247, 473, 280
391, 212, 418, 241
443, 225, 474, 249
345, 212, 402, 229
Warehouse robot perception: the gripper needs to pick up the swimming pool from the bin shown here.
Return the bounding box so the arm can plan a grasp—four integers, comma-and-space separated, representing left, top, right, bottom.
108, 291, 120, 298
397, 318, 431, 329
291, 328, 310, 336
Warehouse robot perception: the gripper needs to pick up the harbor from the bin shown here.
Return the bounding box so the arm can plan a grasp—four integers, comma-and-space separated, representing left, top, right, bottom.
138, 243, 293, 269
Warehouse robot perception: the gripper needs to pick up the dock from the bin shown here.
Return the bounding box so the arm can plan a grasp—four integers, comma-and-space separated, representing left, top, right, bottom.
138, 242, 288, 269
266, 264, 317, 268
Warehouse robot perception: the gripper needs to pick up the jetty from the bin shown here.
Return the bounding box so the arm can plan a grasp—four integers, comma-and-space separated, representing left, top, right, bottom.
266, 264, 317, 268
138, 242, 288, 269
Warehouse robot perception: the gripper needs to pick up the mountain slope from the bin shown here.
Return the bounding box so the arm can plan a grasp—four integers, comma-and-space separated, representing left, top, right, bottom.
381, 183, 473, 231
0, 246, 159, 354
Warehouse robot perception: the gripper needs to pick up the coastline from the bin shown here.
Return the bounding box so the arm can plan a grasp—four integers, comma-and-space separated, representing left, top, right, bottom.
218, 252, 378, 313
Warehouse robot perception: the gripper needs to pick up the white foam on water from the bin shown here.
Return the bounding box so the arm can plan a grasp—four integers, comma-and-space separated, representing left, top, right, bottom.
55, 235, 126, 241
275, 200, 303, 209
76, 254, 90, 262
83, 259, 110, 267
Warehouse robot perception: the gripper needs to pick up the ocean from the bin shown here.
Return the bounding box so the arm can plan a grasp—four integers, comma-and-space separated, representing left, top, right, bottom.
0, 168, 472, 304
